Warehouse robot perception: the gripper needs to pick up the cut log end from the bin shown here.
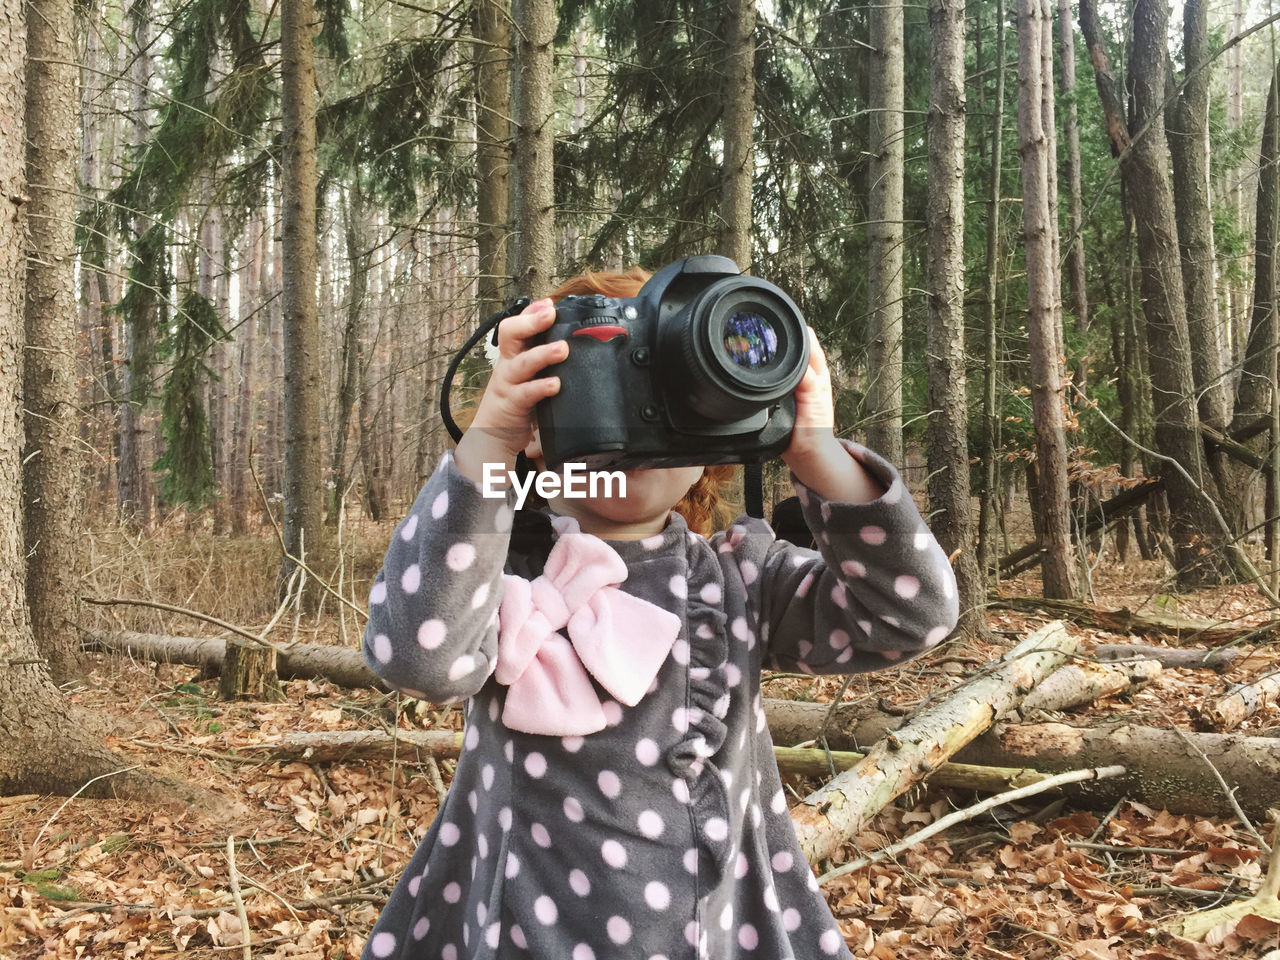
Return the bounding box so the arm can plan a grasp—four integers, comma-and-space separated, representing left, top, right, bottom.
218, 638, 282, 702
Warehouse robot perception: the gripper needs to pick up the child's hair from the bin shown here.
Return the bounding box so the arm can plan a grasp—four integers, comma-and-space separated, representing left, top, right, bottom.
544, 269, 738, 537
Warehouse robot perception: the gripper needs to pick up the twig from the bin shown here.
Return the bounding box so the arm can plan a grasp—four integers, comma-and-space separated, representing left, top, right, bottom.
225, 836, 252, 960
28, 766, 141, 868
249, 450, 369, 622
82, 595, 286, 653
424, 754, 448, 805
1168, 723, 1270, 853
816, 764, 1126, 885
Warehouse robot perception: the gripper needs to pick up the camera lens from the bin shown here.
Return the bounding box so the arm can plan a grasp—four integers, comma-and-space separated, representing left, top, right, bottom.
722, 312, 779, 369
662, 275, 809, 424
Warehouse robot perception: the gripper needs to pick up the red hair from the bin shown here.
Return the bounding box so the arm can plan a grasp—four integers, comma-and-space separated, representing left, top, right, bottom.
546, 269, 738, 536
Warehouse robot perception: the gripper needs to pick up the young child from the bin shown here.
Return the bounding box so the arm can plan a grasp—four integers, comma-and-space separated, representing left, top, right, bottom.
360, 270, 959, 960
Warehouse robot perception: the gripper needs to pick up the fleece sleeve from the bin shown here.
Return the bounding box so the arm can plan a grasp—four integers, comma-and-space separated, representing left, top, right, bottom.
723, 440, 959, 675
361, 451, 516, 703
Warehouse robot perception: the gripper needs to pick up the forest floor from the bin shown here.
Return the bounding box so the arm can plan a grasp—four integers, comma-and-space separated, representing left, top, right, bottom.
1, 518, 1279, 959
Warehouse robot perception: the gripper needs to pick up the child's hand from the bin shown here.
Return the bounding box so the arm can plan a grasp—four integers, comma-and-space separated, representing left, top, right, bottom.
455, 298, 567, 484
783, 327, 885, 503
786, 326, 836, 456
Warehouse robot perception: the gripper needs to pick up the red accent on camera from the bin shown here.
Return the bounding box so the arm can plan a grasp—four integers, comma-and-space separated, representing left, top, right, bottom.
571, 325, 629, 342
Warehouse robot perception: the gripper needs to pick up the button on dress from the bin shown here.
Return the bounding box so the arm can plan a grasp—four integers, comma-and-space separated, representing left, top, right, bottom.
361, 442, 958, 959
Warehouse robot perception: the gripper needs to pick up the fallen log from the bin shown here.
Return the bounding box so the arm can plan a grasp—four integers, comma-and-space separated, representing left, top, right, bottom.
246, 732, 1053, 794
1019, 658, 1161, 715
84, 630, 389, 692
767, 699, 1280, 821
1093, 643, 1244, 672
790, 622, 1078, 864
991, 596, 1280, 645
999, 479, 1161, 576
1194, 668, 1280, 732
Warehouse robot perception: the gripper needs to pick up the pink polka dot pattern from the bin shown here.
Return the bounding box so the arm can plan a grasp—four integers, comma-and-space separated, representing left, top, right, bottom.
357, 441, 956, 959
859, 525, 887, 545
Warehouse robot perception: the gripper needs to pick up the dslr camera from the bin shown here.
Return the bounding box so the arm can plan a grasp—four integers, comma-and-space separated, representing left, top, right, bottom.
531, 255, 810, 471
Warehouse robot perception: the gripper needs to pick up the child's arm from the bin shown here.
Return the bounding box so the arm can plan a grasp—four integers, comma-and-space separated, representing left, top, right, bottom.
732, 441, 959, 674
722, 329, 958, 672
362, 299, 565, 702
362, 453, 516, 702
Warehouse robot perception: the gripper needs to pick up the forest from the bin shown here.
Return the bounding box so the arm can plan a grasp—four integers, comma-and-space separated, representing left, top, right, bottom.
3, 0, 1280, 956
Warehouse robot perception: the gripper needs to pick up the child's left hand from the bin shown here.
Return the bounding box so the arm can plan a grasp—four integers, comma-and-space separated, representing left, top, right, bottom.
782, 327, 885, 503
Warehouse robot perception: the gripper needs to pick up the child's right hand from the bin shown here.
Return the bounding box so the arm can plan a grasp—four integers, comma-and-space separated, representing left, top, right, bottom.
454, 298, 567, 484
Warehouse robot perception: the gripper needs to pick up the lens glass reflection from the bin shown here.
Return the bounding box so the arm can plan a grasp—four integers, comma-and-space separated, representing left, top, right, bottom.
722, 313, 778, 368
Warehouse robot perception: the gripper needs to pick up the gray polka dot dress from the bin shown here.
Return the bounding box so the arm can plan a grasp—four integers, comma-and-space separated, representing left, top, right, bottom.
361, 441, 959, 959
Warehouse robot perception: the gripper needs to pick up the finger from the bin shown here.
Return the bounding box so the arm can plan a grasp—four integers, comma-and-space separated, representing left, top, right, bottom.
498, 299, 556, 356
504, 339, 568, 384
805, 326, 830, 378
506, 376, 561, 411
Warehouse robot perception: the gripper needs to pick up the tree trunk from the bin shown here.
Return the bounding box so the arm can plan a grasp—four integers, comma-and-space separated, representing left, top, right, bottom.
327, 184, 367, 524
279, 0, 324, 596
865, 0, 905, 464
1230, 62, 1280, 519
474, 0, 510, 318
118, 1, 153, 528
765, 702, 1280, 821
1018, 0, 1079, 599
1168, 0, 1228, 436
978, 0, 1007, 580
1056, 0, 1089, 385
1078, 0, 1229, 587
229, 215, 260, 536
1093, 643, 1244, 672
791, 623, 1078, 863
716, 0, 754, 271
925, 0, 982, 634
0, 9, 225, 812
511, 0, 555, 296
23, 0, 83, 682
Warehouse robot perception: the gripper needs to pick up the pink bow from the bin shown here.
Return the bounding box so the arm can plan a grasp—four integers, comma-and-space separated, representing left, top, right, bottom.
494, 517, 681, 736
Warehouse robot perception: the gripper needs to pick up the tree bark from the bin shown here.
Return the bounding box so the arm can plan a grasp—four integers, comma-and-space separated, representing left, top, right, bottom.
791, 623, 1077, 863
1168, 0, 1229, 434
1056, 0, 1089, 384
716, 0, 754, 271
1093, 643, 1243, 672
925, 0, 983, 634
118, 0, 153, 528
279, 0, 324, 596
229, 215, 260, 535
865, 0, 905, 464
1018, 0, 1079, 598
1019, 659, 1160, 714
474, 0, 510, 317
85, 630, 391, 691
0, 9, 226, 813
1078, 0, 1229, 586
327, 184, 367, 524
978, 0, 1007, 579
23, 0, 82, 682
510, 0, 555, 296
991, 594, 1280, 645
1193, 669, 1280, 732
765, 701, 1280, 820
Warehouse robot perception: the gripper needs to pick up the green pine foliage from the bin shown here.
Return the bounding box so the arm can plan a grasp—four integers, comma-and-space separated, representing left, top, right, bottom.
153, 292, 227, 508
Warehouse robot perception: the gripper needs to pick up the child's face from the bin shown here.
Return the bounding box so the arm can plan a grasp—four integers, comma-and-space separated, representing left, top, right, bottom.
524, 429, 703, 536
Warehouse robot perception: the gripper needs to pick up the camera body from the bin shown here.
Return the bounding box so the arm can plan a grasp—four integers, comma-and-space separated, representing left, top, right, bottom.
532, 255, 810, 472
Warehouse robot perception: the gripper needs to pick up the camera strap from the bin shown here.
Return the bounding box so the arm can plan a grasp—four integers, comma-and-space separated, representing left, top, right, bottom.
439, 297, 532, 444
744, 462, 764, 519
